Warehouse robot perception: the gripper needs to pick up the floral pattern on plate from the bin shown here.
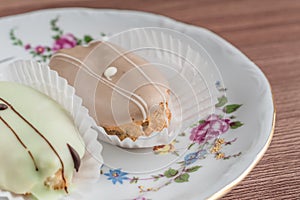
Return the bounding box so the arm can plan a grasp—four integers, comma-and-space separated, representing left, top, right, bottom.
101, 83, 243, 199
10, 17, 106, 62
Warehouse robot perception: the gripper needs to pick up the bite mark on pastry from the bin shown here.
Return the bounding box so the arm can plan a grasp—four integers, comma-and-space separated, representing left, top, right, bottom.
44, 169, 66, 190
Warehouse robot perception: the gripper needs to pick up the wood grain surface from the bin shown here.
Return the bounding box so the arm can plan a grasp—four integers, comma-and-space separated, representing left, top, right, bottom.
0, 0, 299, 199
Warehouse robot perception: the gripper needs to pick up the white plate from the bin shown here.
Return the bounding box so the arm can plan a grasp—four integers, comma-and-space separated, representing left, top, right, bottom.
0, 8, 275, 200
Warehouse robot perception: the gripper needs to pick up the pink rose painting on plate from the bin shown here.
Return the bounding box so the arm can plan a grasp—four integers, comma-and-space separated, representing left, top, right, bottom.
10, 17, 106, 62
52, 33, 77, 51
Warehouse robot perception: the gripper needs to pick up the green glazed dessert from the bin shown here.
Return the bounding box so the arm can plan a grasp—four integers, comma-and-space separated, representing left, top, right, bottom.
0, 81, 85, 199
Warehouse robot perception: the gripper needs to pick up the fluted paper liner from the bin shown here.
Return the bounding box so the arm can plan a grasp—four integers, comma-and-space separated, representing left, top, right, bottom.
0, 60, 103, 200
88, 28, 223, 148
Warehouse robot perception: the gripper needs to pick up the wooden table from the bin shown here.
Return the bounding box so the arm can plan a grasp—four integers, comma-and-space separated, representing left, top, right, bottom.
1, 0, 299, 199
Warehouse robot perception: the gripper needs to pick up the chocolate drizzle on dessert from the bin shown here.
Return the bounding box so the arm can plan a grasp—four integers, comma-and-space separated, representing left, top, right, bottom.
67, 143, 81, 172
0, 116, 39, 171
0, 97, 69, 193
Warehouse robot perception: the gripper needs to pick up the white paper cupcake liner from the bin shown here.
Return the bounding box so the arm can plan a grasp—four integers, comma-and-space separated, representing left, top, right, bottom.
0, 60, 103, 200
89, 28, 223, 148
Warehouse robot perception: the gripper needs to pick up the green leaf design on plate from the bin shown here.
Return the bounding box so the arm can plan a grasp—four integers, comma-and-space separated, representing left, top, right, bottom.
164, 168, 178, 178
230, 121, 244, 129
223, 104, 242, 113
215, 95, 228, 107
174, 173, 190, 183
76, 38, 82, 45
172, 151, 180, 156
50, 17, 63, 37
185, 166, 202, 173
152, 174, 163, 181
52, 35, 60, 40
178, 132, 186, 137
84, 35, 94, 43
130, 176, 139, 184
50, 17, 58, 26
198, 119, 206, 125
187, 143, 195, 150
